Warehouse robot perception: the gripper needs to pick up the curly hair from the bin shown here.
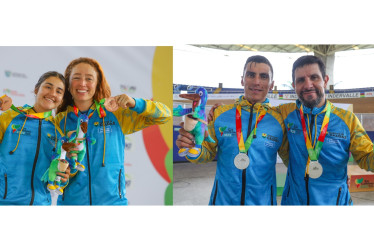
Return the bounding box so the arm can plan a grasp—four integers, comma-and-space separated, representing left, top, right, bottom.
57, 57, 111, 113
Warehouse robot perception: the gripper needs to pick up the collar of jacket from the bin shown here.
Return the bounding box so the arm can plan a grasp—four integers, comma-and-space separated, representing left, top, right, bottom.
236, 95, 271, 111
296, 99, 330, 115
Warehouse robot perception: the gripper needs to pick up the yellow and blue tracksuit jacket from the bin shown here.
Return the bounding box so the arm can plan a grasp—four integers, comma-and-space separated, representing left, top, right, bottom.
0, 106, 63, 205
189, 96, 288, 205
278, 100, 374, 205
55, 98, 171, 205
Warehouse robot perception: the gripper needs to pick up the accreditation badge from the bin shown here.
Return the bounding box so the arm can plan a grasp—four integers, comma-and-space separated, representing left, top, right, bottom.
309, 161, 323, 179
234, 153, 250, 170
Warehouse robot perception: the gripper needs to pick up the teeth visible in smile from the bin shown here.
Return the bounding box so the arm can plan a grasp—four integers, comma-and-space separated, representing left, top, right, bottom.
45, 98, 55, 102
77, 90, 88, 93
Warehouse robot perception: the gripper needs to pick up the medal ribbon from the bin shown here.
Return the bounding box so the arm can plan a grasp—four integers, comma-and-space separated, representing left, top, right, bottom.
94, 99, 107, 118
10, 105, 52, 119
236, 105, 266, 153
300, 102, 331, 162
73, 98, 108, 119
73, 105, 94, 118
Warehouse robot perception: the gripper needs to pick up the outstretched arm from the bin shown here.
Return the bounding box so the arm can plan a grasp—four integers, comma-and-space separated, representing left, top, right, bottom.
114, 95, 171, 135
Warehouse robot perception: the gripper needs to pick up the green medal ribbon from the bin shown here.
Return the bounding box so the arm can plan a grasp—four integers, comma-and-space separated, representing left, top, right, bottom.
236, 105, 267, 153
299, 102, 331, 162
94, 99, 107, 118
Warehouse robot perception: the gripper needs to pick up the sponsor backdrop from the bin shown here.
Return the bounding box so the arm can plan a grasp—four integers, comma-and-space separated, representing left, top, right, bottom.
0, 46, 173, 205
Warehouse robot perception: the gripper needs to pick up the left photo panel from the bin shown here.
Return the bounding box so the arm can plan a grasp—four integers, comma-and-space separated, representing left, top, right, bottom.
0, 46, 173, 205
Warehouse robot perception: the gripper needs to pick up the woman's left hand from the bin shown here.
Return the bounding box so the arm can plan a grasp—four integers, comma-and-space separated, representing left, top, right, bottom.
57, 167, 71, 183
115, 94, 135, 109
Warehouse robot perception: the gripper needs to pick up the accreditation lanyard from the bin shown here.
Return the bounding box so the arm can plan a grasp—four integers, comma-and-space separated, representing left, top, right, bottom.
299, 102, 331, 169
10, 105, 52, 119
236, 105, 266, 154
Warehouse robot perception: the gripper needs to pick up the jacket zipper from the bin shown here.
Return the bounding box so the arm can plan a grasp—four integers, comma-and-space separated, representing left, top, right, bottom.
118, 169, 122, 198
303, 113, 314, 206
240, 104, 254, 205
336, 187, 342, 205
304, 174, 310, 205
3, 173, 7, 199
212, 180, 218, 205
29, 119, 42, 205
86, 138, 92, 205
270, 185, 273, 205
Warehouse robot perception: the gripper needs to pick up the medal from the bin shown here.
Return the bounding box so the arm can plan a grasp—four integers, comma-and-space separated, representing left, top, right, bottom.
235, 104, 266, 170
300, 102, 331, 178
234, 153, 250, 170
308, 161, 323, 179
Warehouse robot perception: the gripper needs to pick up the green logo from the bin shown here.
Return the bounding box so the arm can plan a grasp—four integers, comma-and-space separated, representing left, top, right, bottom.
219, 126, 227, 136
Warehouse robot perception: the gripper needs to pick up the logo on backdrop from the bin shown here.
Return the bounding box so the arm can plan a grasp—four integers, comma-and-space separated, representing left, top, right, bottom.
125, 174, 132, 188
125, 136, 133, 151
3, 89, 25, 97
120, 84, 136, 93
4, 70, 27, 78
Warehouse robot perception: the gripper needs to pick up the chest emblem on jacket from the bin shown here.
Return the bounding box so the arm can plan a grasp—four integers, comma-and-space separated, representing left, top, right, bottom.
287, 123, 302, 134
218, 127, 235, 137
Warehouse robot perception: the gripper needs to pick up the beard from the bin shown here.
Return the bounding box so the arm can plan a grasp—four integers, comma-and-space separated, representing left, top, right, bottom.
299, 88, 324, 109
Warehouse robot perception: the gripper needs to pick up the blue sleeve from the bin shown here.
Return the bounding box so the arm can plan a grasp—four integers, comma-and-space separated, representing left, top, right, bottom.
129, 98, 146, 113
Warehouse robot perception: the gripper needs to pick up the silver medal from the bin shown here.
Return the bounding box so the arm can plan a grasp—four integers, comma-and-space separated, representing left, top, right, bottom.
309, 161, 323, 179
234, 153, 250, 170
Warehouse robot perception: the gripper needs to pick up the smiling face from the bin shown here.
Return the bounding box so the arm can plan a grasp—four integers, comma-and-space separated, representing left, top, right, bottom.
241, 62, 274, 104
33, 76, 65, 112
292, 63, 329, 108
69, 63, 98, 105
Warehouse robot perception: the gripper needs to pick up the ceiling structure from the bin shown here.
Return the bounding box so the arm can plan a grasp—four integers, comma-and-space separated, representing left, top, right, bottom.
191, 44, 374, 56
191, 44, 374, 88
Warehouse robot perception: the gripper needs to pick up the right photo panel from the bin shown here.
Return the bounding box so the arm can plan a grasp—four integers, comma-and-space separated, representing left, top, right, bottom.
173, 44, 374, 206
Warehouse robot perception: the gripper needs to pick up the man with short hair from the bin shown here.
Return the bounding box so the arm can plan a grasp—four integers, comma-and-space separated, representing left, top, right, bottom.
176, 55, 288, 205
278, 55, 374, 205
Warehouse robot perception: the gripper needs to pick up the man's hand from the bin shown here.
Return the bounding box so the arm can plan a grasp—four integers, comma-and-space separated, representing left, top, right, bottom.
207, 103, 223, 123
176, 122, 195, 149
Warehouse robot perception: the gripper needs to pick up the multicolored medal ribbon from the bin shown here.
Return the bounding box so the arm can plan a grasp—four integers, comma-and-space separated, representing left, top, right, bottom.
94, 99, 107, 118
10, 105, 52, 119
1, 94, 52, 119
73, 98, 110, 119
299, 102, 331, 178
234, 105, 266, 169
73, 105, 94, 119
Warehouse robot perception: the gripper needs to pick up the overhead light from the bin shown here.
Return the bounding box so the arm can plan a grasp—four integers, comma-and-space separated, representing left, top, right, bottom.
237, 44, 258, 51
353, 46, 359, 50
295, 44, 311, 52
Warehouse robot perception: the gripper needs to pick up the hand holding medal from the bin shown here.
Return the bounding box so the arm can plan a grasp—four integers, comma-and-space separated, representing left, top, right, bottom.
104, 97, 119, 112
103, 94, 135, 112
0, 95, 12, 111
114, 94, 136, 109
